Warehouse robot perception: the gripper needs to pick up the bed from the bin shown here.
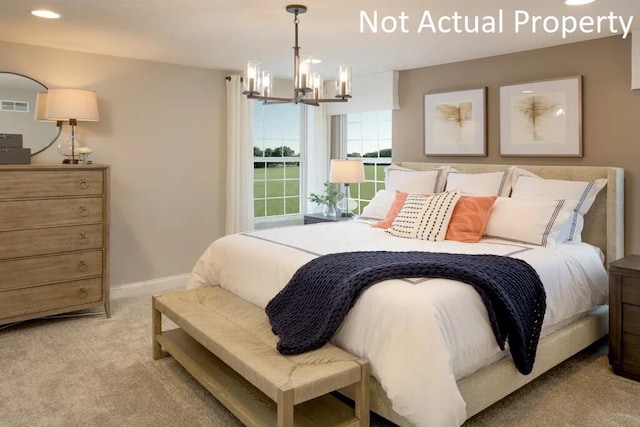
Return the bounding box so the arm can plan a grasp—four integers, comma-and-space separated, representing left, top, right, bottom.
186, 163, 624, 426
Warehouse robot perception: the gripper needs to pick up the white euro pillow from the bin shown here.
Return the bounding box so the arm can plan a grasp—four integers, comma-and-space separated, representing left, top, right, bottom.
385, 165, 449, 194
445, 170, 513, 196
511, 175, 607, 242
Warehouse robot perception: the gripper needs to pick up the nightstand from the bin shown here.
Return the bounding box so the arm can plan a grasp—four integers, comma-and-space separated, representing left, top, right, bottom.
609, 254, 640, 381
303, 213, 353, 225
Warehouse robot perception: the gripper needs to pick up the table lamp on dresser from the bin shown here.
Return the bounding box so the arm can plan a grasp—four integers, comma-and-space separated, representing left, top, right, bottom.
329, 159, 365, 217
44, 88, 99, 164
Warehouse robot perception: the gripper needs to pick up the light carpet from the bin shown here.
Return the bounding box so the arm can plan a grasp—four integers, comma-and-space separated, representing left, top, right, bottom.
0, 296, 639, 427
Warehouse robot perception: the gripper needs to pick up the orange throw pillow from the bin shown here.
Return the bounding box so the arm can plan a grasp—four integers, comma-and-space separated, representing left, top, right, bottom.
445, 195, 497, 243
373, 190, 409, 229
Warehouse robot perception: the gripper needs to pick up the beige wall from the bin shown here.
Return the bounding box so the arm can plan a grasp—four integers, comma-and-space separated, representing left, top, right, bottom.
0, 40, 227, 286
394, 36, 640, 256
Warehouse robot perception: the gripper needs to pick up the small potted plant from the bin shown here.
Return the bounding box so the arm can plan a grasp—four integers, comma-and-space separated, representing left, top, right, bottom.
309, 182, 344, 217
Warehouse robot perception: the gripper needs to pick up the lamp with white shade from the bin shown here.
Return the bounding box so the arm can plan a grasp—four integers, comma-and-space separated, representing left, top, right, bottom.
34, 92, 62, 127
329, 159, 365, 217
45, 88, 99, 164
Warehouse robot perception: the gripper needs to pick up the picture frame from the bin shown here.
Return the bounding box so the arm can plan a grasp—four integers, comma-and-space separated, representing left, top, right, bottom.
500, 76, 582, 157
424, 87, 486, 156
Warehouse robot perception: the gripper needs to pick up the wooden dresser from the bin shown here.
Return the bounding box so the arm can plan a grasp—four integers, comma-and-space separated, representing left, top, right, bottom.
0, 164, 110, 325
609, 254, 640, 381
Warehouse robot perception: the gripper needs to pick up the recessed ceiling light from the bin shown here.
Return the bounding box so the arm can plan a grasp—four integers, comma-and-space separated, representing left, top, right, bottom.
522, 90, 534, 94
31, 9, 61, 19
565, 0, 597, 6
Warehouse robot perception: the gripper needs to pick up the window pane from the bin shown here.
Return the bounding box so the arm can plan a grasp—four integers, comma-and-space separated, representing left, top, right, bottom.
285, 162, 300, 179
254, 199, 266, 218
347, 122, 362, 140
359, 181, 377, 202
266, 179, 285, 198
363, 164, 376, 180
254, 164, 267, 179
285, 179, 300, 197
254, 179, 266, 199
266, 198, 285, 216
283, 121, 300, 140
379, 121, 392, 140
279, 143, 299, 157
264, 121, 283, 139
362, 122, 378, 140
284, 197, 300, 214
349, 185, 359, 199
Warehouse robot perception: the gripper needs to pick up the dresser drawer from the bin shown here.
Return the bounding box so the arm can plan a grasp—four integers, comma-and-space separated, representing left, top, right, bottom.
622, 276, 640, 304
0, 278, 102, 320
0, 250, 102, 291
623, 303, 640, 336
0, 224, 103, 260
0, 197, 103, 231
622, 333, 640, 367
0, 170, 103, 200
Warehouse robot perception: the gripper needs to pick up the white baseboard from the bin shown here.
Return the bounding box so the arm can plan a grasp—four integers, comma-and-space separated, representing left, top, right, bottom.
110, 273, 190, 300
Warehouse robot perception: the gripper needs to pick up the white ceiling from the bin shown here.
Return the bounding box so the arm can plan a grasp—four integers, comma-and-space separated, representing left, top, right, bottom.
0, 0, 638, 78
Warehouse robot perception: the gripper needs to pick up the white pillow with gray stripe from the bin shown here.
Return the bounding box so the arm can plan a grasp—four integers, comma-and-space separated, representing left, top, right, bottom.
510, 176, 607, 242
484, 197, 576, 247
385, 165, 449, 193
385, 192, 461, 242
445, 170, 513, 196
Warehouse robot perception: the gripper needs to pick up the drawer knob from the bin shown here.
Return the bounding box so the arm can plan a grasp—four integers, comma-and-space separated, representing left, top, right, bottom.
78, 178, 89, 189
78, 287, 88, 299
79, 232, 89, 245
78, 259, 89, 272
79, 205, 89, 217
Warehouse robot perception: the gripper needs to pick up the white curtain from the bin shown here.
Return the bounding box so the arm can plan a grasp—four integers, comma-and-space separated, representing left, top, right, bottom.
225, 75, 254, 234
305, 103, 330, 214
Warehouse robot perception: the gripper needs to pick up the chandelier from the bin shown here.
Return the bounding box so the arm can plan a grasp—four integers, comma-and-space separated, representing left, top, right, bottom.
242, 4, 352, 106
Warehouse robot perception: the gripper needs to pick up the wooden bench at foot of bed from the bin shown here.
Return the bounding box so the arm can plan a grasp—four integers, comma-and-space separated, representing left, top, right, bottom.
152, 286, 370, 427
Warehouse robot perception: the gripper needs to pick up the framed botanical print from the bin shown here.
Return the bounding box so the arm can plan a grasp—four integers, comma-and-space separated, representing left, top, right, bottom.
424, 87, 487, 156
500, 76, 582, 157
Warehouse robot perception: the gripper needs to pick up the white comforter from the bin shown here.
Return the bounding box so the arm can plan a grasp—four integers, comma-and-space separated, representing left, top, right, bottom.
186, 220, 608, 426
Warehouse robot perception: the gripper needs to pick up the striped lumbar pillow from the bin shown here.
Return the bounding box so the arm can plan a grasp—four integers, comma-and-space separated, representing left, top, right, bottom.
385, 192, 461, 241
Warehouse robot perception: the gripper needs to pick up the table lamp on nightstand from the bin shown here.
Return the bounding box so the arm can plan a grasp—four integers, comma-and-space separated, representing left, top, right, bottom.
329, 159, 365, 217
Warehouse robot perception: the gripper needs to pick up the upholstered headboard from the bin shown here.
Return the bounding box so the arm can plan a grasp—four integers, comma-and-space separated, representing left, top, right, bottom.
397, 162, 624, 265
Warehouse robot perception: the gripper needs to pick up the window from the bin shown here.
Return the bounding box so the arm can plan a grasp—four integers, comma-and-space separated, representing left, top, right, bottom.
253, 103, 305, 220
344, 110, 392, 214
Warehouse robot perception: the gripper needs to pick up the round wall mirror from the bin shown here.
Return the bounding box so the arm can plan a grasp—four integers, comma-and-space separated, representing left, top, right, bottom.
0, 72, 61, 156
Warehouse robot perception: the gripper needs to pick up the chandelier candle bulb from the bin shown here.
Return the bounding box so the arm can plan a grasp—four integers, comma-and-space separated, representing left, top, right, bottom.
298, 55, 312, 90
261, 71, 272, 97
337, 65, 352, 98
244, 60, 261, 95
311, 73, 324, 99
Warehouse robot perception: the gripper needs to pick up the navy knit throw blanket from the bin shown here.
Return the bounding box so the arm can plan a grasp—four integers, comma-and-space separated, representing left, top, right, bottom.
265, 251, 546, 375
